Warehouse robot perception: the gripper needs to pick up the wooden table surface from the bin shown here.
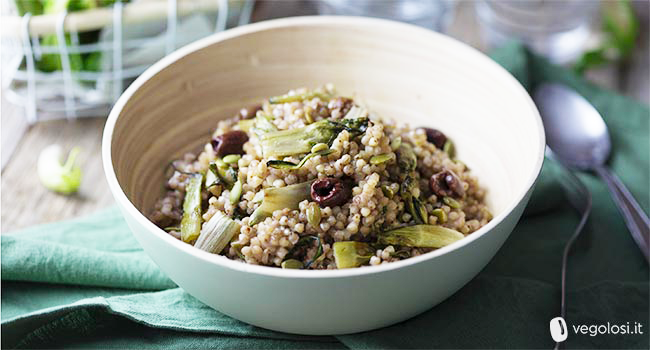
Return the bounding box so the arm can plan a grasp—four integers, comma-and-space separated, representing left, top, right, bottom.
2, 1, 648, 232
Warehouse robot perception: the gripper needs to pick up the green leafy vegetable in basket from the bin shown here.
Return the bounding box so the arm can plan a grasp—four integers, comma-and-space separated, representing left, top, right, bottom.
15, 0, 128, 73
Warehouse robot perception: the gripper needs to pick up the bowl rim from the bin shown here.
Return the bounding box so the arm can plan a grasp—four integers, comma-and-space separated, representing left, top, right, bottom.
103, 15, 545, 279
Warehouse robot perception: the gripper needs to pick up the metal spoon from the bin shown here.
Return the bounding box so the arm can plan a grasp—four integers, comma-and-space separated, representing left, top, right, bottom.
534, 83, 650, 262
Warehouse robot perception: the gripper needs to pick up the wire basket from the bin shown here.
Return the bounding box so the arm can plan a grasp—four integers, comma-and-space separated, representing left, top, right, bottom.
1, 0, 254, 123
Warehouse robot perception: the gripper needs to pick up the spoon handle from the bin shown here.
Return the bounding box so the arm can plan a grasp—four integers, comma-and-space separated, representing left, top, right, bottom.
595, 166, 650, 262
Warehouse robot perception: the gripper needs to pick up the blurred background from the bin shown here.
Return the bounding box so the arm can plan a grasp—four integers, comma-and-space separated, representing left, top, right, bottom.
1, 0, 648, 231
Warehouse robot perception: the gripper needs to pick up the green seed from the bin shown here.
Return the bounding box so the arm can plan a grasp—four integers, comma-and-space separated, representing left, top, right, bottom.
307, 202, 322, 228
223, 154, 241, 164
311, 143, 329, 153
381, 185, 394, 198
370, 153, 394, 165
443, 196, 461, 209
443, 139, 455, 157
230, 180, 243, 205
432, 208, 447, 223
390, 136, 402, 151
215, 158, 227, 168
281, 259, 304, 269
304, 107, 314, 124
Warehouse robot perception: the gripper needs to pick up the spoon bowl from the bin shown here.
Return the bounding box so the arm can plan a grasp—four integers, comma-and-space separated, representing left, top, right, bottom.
534, 84, 611, 170
534, 82, 649, 262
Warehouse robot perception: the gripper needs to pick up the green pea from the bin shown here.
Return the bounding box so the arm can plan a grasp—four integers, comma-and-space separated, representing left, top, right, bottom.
281, 259, 304, 269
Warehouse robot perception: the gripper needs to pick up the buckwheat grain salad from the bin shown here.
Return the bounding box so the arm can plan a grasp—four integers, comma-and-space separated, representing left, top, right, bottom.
150, 85, 492, 269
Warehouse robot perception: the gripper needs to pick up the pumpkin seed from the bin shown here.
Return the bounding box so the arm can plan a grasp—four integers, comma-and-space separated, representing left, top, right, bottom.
223, 154, 241, 164
229, 180, 243, 205
281, 259, 304, 269
370, 153, 395, 165
432, 208, 447, 224
443, 196, 461, 209
304, 106, 314, 124
307, 202, 322, 228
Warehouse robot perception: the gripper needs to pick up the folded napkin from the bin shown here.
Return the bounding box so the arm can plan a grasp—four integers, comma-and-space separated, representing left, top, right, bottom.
2, 44, 648, 349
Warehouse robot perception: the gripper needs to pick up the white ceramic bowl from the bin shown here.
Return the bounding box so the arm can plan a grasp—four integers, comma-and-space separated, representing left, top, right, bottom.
103, 16, 545, 335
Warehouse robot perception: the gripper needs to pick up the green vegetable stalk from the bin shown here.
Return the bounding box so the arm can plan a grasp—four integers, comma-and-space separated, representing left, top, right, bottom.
251, 112, 278, 136
269, 91, 331, 104
396, 143, 417, 173
37, 144, 82, 195
180, 174, 203, 243
267, 149, 334, 170
194, 210, 241, 254
396, 142, 427, 223
377, 225, 464, 248
259, 118, 369, 158
208, 161, 237, 189
249, 181, 313, 225
333, 241, 373, 268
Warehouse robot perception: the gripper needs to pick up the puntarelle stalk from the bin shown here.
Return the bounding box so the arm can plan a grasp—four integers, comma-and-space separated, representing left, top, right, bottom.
249, 181, 314, 225
259, 118, 369, 158
194, 211, 241, 254
180, 174, 203, 243
333, 241, 373, 268
377, 225, 464, 248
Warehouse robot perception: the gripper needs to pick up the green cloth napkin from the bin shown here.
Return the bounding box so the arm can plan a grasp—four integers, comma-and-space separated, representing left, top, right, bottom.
2, 44, 648, 349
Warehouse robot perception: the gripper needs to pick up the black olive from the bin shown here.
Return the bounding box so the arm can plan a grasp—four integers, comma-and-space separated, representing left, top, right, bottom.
429, 169, 464, 198
211, 130, 249, 157
311, 177, 352, 208
423, 128, 447, 149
